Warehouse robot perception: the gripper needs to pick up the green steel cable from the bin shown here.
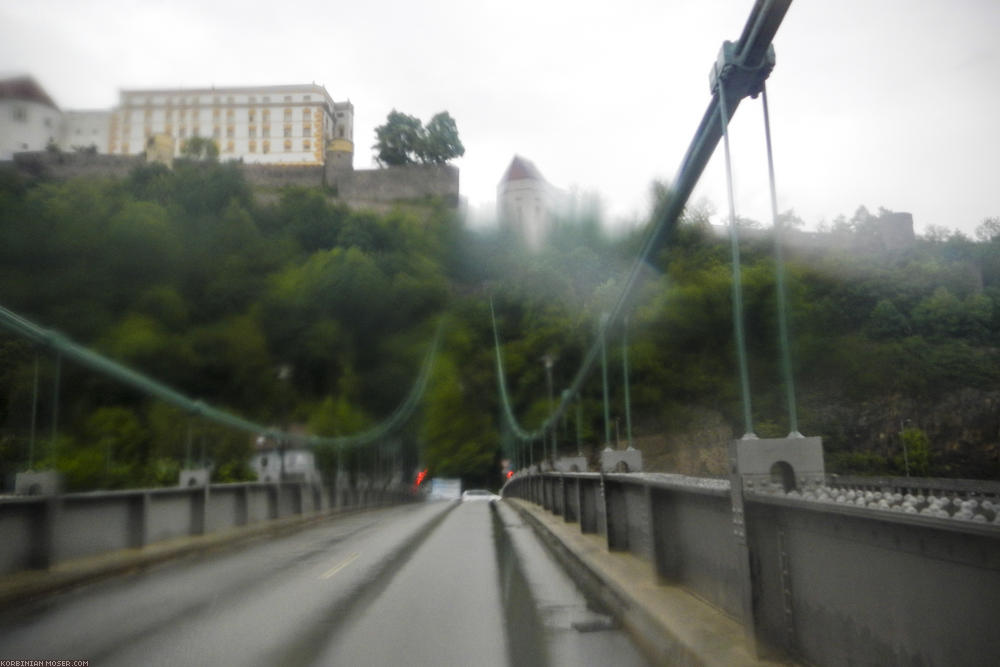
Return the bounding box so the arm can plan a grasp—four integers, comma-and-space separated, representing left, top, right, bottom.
489, 8, 790, 446
321, 318, 444, 448
761, 82, 802, 437
718, 71, 757, 440
0, 302, 442, 450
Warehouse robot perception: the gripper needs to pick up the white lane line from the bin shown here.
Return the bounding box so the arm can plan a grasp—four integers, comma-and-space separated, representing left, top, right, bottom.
320, 552, 360, 579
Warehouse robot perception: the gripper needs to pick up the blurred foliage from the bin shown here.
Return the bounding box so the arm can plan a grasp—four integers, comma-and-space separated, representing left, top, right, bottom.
1, 163, 999, 490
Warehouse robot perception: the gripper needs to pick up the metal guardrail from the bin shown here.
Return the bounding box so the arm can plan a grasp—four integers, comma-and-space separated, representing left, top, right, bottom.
503, 470, 1000, 666
0, 479, 416, 575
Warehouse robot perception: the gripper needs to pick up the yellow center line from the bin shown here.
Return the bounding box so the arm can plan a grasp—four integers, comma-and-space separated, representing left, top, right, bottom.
320, 552, 360, 580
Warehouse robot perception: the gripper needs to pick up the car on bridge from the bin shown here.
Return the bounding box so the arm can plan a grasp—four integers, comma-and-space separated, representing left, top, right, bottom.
461, 489, 500, 502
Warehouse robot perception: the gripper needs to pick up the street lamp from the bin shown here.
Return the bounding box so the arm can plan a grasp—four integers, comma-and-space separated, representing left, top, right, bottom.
277, 364, 293, 481
900, 419, 912, 478
542, 353, 556, 462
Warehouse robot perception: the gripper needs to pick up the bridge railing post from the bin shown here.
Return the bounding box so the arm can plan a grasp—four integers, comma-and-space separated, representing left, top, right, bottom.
603, 476, 629, 551
127, 492, 150, 548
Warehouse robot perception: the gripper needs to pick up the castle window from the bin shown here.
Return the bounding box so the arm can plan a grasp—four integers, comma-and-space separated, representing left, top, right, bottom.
302, 124, 311, 137
249, 140, 257, 153
249, 96, 256, 104
283, 139, 292, 152
213, 96, 220, 104
248, 109, 255, 122
283, 125, 291, 138
248, 126, 256, 138
284, 96, 292, 102
226, 125, 234, 138
263, 126, 270, 138
227, 96, 234, 104
226, 109, 234, 120
303, 139, 310, 151
212, 108, 220, 120
302, 108, 310, 120
338, 127, 344, 138
284, 108, 292, 121
213, 126, 220, 139
263, 109, 270, 121
263, 96, 270, 103
304, 95, 311, 101
263, 140, 270, 153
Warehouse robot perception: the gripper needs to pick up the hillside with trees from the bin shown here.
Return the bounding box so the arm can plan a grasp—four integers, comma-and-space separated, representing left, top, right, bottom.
0, 162, 998, 491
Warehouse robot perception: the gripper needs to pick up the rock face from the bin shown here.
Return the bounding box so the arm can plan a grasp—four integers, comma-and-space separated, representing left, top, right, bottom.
808, 389, 1000, 478
631, 389, 999, 480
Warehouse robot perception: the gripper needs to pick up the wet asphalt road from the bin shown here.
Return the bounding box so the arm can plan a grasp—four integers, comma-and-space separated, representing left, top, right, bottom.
0, 500, 648, 666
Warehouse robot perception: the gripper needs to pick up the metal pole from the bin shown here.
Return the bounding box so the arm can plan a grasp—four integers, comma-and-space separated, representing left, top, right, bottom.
623, 315, 634, 450
543, 354, 556, 461
185, 420, 193, 468
49, 353, 61, 453
600, 314, 611, 450
28, 356, 39, 469
575, 395, 582, 456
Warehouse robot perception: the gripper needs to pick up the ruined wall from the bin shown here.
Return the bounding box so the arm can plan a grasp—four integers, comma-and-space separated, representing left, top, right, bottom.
8, 151, 460, 208
241, 162, 324, 188
11, 151, 141, 180
329, 162, 459, 207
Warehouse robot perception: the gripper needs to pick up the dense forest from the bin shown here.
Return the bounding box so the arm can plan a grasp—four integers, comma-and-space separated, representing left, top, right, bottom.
1, 160, 998, 491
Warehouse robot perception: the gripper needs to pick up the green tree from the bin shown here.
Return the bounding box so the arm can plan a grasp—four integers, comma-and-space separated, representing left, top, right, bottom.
419, 111, 465, 164
421, 354, 498, 481
180, 136, 220, 162
372, 110, 464, 166
901, 427, 932, 476
373, 110, 424, 167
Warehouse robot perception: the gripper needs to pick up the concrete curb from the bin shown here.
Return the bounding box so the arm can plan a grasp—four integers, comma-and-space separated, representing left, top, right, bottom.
504, 498, 794, 666
0, 504, 396, 607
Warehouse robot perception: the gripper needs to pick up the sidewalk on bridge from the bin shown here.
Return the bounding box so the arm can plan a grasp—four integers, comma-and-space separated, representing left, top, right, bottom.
0, 505, 378, 608
505, 498, 794, 667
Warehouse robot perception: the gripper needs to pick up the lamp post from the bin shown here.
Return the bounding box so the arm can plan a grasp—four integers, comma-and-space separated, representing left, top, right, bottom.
277, 364, 293, 481
542, 353, 556, 462
900, 419, 912, 478
600, 313, 611, 451
623, 315, 634, 450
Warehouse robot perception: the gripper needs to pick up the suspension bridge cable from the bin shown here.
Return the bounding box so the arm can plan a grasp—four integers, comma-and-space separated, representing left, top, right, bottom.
761, 81, 802, 437
718, 66, 757, 440
0, 302, 442, 450
490, 0, 793, 444
319, 318, 444, 449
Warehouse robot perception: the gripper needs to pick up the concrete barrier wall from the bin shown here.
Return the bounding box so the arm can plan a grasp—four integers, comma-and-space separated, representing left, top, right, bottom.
748, 497, 1000, 666
56, 495, 136, 560
0, 502, 40, 573
0, 480, 414, 575
503, 471, 1000, 666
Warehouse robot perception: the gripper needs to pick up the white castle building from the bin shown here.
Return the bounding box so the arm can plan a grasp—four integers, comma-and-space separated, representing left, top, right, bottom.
0, 77, 61, 160
1, 76, 354, 166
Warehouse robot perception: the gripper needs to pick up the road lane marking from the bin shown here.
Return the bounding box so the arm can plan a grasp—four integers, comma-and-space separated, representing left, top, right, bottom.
320, 552, 360, 579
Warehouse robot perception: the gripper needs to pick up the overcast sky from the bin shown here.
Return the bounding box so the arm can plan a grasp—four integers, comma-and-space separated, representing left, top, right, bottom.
2, 0, 998, 236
